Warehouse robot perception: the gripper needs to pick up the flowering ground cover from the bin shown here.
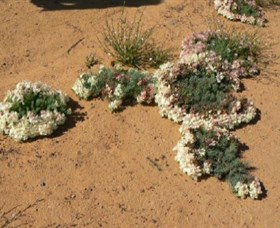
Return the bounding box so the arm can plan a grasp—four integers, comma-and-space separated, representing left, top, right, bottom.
0, 81, 71, 141
71, 29, 263, 199
0, 28, 263, 198
155, 29, 263, 199
180, 30, 260, 91
2, 1, 280, 226
174, 125, 262, 199
214, 0, 267, 26
72, 66, 156, 112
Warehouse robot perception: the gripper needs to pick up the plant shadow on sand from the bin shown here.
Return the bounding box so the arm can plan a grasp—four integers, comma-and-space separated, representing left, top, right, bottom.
30, 0, 162, 10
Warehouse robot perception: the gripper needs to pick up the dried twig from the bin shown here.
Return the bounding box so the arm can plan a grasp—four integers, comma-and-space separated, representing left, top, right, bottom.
67, 38, 85, 54
146, 157, 162, 171
0, 199, 44, 228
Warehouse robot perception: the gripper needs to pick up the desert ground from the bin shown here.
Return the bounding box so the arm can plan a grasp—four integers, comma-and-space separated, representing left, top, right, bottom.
0, 0, 280, 227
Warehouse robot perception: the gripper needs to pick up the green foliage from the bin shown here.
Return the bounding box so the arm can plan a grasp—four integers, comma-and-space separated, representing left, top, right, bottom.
9, 92, 68, 118
101, 11, 172, 69
231, 0, 260, 17
207, 32, 260, 63
84, 66, 155, 104
85, 54, 98, 69
193, 128, 252, 187
173, 67, 233, 113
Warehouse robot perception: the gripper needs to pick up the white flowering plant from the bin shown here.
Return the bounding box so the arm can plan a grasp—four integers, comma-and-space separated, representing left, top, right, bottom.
214, 0, 266, 26
154, 61, 257, 124
0, 81, 71, 141
155, 61, 262, 198
71, 29, 264, 199
154, 30, 263, 199
174, 124, 262, 199
72, 66, 156, 112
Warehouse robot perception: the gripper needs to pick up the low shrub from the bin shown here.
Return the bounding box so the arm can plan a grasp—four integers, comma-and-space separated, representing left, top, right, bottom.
0, 81, 71, 141
206, 32, 260, 63
214, 0, 266, 26
180, 30, 261, 91
174, 126, 262, 199
154, 29, 263, 199
72, 66, 156, 111
154, 61, 257, 124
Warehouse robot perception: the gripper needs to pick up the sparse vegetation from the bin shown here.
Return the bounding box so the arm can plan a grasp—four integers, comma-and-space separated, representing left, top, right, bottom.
85, 53, 98, 69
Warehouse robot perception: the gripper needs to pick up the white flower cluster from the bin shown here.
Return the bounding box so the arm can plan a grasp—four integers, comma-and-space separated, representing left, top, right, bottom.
72, 73, 99, 100
173, 128, 212, 180
180, 100, 257, 131
154, 60, 257, 126
155, 63, 186, 123
235, 178, 262, 199
0, 81, 71, 141
214, 0, 266, 26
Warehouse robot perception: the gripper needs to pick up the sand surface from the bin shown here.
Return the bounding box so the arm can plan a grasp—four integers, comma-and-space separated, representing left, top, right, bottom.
0, 0, 280, 227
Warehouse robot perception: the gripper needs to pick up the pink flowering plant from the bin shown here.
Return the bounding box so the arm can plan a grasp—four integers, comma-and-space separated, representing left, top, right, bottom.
180, 30, 260, 91
214, 0, 267, 26
72, 66, 156, 112
154, 30, 263, 199
154, 61, 257, 124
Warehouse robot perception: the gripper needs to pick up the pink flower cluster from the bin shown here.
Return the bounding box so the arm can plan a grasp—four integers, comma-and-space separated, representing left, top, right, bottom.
214, 0, 266, 26
180, 30, 259, 91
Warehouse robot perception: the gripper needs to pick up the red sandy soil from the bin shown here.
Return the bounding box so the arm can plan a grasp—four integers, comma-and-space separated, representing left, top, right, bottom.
0, 0, 280, 227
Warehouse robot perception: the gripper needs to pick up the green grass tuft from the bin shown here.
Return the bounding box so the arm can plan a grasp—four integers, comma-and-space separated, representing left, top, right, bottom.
100, 11, 172, 69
